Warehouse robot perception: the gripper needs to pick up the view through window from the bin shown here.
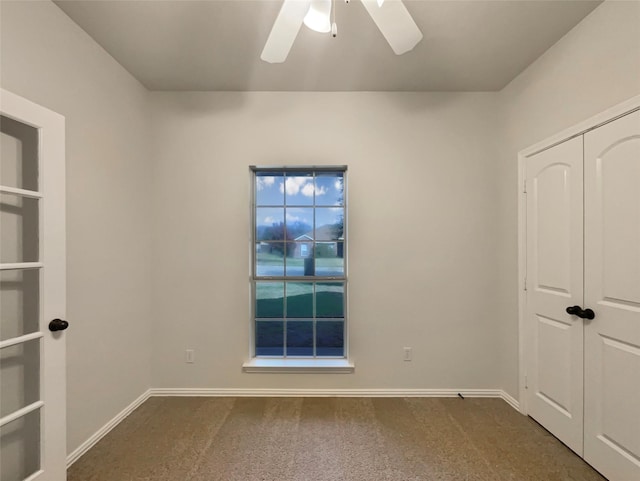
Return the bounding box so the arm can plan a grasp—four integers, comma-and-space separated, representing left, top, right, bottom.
252, 167, 347, 358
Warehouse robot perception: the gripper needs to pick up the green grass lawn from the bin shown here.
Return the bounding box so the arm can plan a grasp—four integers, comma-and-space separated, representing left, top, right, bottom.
256, 291, 344, 318
256, 252, 286, 265
257, 252, 344, 267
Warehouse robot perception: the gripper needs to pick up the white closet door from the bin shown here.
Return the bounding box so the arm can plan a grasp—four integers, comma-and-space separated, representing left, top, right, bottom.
526, 136, 585, 455
584, 110, 640, 481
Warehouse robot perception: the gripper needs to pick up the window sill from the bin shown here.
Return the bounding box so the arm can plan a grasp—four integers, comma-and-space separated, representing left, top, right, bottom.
242, 358, 355, 374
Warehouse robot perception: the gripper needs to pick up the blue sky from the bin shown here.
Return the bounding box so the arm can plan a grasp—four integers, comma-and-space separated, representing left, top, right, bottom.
256, 172, 344, 235
256, 172, 343, 207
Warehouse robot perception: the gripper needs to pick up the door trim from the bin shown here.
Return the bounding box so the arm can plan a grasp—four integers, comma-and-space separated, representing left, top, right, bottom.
517, 94, 640, 415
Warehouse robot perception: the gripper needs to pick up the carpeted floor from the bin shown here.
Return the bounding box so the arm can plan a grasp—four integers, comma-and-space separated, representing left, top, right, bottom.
68, 397, 606, 481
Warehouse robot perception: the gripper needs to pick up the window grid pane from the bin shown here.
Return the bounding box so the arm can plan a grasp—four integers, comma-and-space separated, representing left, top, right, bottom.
254, 280, 345, 358
253, 168, 346, 358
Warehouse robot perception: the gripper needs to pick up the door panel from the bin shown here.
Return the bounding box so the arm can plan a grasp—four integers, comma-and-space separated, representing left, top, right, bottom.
0, 409, 41, 481
0, 339, 40, 418
584, 110, 640, 480
526, 136, 584, 455
0, 114, 38, 191
536, 315, 573, 415
0, 269, 40, 341
535, 164, 573, 293
0, 194, 39, 263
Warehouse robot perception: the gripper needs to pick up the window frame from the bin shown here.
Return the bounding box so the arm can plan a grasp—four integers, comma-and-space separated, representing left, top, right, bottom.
249, 166, 349, 362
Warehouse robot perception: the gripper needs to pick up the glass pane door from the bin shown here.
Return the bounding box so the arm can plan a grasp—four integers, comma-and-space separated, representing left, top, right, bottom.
1, 114, 44, 481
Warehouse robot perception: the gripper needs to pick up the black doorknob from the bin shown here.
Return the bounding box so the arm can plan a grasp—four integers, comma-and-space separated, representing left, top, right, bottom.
566, 306, 595, 320
566, 306, 582, 316
49, 318, 69, 332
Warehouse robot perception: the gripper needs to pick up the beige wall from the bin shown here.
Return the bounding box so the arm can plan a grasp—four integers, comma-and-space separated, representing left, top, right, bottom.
496, 0, 640, 398
150, 92, 502, 390
0, 0, 153, 453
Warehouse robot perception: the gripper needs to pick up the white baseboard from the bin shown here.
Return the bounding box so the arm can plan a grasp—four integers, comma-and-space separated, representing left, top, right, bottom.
500, 391, 520, 411
66, 389, 151, 468
150, 387, 520, 409
67, 387, 520, 467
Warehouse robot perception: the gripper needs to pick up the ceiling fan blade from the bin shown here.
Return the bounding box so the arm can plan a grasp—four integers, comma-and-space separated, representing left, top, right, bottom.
360, 0, 423, 55
261, 0, 312, 63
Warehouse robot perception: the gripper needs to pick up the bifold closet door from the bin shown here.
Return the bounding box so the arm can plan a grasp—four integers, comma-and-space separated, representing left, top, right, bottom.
526, 136, 585, 455
583, 110, 640, 481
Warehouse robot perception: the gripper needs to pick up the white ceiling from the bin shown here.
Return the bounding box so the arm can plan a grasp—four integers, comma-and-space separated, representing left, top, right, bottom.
54, 0, 602, 91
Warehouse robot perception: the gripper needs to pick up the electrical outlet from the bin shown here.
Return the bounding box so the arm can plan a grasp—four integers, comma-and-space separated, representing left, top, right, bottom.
185, 349, 195, 364
403, 347, 412, 361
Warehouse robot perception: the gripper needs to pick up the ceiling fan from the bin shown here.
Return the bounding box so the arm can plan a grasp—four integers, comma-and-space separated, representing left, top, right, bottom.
261, 0, 423, 63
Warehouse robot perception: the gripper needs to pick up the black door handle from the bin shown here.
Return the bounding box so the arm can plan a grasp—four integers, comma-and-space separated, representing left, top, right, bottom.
566, 306, 582, 316
49, 318, 69, 332
566, 306, 595, 320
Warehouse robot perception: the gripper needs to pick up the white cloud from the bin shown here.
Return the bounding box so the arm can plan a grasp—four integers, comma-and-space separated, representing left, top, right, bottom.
286, 213, 301, 222
256, 176, 276, 191
263, 216, 276, 224
334, 179, 343, 191
280, 177, 308, 196
302, 183, 328, 197
301, 183, 314, 197
278, 177, 327, 198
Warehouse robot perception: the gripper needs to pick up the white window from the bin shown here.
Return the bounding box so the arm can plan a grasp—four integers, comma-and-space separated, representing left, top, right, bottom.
251, 167, 347, 358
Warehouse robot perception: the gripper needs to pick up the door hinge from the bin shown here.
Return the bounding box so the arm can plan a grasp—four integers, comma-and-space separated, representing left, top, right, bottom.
524, 276, 527, 291
525, 374, 528, 389
523, 179, 527, 194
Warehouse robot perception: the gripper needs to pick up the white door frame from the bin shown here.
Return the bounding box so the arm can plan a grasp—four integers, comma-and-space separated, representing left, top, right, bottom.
1, 88, 66, 480
517, 94, 640, 415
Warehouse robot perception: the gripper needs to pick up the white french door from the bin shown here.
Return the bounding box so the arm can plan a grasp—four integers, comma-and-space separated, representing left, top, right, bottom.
525, 108, 640, 481
1, 89, 66, 481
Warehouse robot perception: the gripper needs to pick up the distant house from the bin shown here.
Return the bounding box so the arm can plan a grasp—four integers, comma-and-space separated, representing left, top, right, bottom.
293, 225, 342, 258
292, 234, 313, 258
